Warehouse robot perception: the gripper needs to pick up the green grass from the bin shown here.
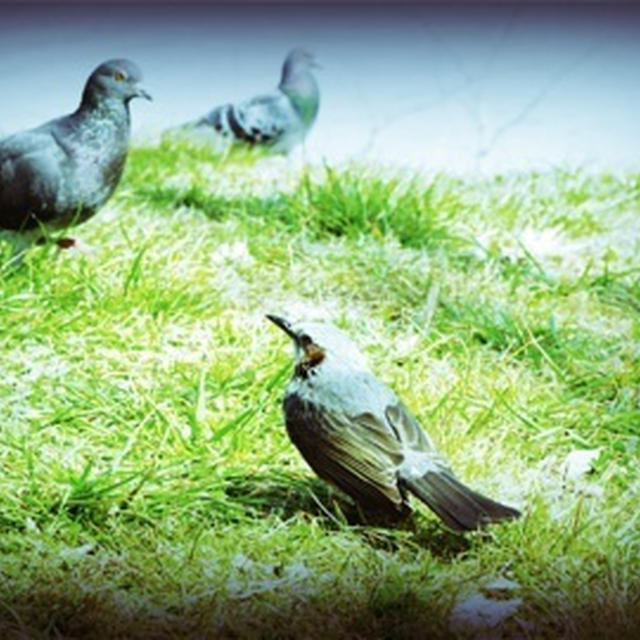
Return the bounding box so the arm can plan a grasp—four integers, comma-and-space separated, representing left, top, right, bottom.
1, 139, 639, 638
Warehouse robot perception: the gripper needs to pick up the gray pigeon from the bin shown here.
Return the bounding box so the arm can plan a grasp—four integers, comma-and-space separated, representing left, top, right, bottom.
0, 59, 150, 248
190, 48, 320, 154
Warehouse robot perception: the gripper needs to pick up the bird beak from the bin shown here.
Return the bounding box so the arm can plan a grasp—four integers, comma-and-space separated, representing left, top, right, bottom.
311, 60, 322, 70
135, 87, 153, 101
266, 314, 298, 341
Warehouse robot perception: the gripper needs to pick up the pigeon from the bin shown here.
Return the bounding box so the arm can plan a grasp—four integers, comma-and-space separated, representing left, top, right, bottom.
267, 315, 521, 532
189, 48, 320, 154
0, 59, 151, 249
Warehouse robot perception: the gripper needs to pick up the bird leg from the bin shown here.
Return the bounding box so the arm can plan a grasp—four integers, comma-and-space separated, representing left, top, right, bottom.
58, 237, 94, 254
34, 235, 93, 254
56, 237, 77, 249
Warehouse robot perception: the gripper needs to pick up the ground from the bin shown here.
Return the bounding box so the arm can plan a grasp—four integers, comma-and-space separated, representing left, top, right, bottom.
0, 141, 639, 638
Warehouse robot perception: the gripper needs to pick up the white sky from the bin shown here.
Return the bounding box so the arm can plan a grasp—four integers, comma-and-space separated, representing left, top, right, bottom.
1, 3, 639, 174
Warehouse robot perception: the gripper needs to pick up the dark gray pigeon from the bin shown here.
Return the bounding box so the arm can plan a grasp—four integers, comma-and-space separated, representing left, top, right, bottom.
187, 49, 320, 154
0, 59, 150, 249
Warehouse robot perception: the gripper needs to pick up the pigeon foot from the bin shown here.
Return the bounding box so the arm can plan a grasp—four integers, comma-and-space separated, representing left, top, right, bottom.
56, 237, 94, 254
56, 237, 77, 249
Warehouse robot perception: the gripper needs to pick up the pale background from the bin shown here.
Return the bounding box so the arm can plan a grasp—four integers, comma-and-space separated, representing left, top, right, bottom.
1, 2, 638, 174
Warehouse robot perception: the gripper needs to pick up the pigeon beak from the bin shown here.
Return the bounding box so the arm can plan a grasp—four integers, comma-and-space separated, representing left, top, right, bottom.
135, 87, 153, 101
266, 314, 298, 341
311, 61, 322, 70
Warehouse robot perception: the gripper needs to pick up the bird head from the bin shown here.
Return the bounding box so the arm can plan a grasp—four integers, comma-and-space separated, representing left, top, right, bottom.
82, 59, 152, 107
267, 315, 369, 375
279, 48, 320, 125
282, 48, 321, 77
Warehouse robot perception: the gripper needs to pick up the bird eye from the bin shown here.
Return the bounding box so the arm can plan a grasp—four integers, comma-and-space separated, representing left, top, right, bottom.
113, 70, 126, 82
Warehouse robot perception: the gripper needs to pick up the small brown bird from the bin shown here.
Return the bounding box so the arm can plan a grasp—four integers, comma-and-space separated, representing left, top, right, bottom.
267, 315, 520, 532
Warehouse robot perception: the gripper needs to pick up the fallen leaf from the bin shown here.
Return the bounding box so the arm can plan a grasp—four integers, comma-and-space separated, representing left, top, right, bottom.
482, 577, 521, 598
450, 593, 522, 634
563, 449, 601, 482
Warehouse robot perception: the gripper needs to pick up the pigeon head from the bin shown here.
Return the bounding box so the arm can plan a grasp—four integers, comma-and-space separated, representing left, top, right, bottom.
81, 59, 151, 108
267, 315, 369, 375
282, 48, 320, 78
279, 49, 320, 125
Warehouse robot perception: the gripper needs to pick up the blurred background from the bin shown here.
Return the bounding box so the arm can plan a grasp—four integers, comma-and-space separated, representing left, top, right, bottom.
1, 1, 639, 174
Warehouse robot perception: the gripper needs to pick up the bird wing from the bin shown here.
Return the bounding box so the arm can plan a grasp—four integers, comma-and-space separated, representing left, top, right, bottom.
384, 401, 453, 472
197, 90, 295, 147
385, 400, 520, 531
0, 128, 68, 229
0, 128, 60, 163
284, 391, 409, 513
230, 91, 294, 144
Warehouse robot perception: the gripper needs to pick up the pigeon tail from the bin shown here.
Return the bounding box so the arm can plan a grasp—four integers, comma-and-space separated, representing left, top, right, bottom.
401, 470, 520, 532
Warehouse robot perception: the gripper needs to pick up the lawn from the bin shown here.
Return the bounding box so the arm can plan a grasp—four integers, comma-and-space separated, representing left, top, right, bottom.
1, 141, 639, 638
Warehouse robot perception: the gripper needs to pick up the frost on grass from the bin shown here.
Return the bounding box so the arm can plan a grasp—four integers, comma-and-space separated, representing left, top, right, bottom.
499, 447, 605, 522
473, 208, 640, 280
1, 341, 70, 425
562, 449, 601, 482
227, 553, 324, 600
210, 241, 255, 268
161, 153, 305, 200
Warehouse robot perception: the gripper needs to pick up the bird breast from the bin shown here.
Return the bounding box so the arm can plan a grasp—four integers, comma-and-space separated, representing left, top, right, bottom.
286, 365, 397, 421
64, 117, 129, 210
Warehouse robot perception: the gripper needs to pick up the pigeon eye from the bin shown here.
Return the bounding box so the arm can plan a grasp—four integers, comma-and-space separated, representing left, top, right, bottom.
113, 70, 126, 82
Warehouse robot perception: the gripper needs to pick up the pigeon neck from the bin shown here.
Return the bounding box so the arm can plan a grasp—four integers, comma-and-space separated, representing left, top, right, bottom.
78, 92, 131, 126
279, 71, 319, 125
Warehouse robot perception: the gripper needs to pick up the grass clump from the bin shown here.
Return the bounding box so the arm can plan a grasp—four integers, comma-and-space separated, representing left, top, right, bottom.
0, 141, 639, 638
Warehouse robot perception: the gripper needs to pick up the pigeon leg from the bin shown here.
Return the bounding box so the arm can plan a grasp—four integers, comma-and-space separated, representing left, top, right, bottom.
56, 237, 77, 249
56, 237, 94, 254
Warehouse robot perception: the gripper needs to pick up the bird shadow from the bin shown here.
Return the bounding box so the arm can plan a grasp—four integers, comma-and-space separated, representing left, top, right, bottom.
223, 469, 470, 560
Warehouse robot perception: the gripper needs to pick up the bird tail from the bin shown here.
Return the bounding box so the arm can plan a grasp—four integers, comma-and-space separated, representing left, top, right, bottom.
402, 470, 520, 532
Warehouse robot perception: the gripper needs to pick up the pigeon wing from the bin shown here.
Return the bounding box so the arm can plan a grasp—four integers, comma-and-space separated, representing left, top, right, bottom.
232, 92, 293, 144
198, 91, 293, 147
0, 128, 68, 230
